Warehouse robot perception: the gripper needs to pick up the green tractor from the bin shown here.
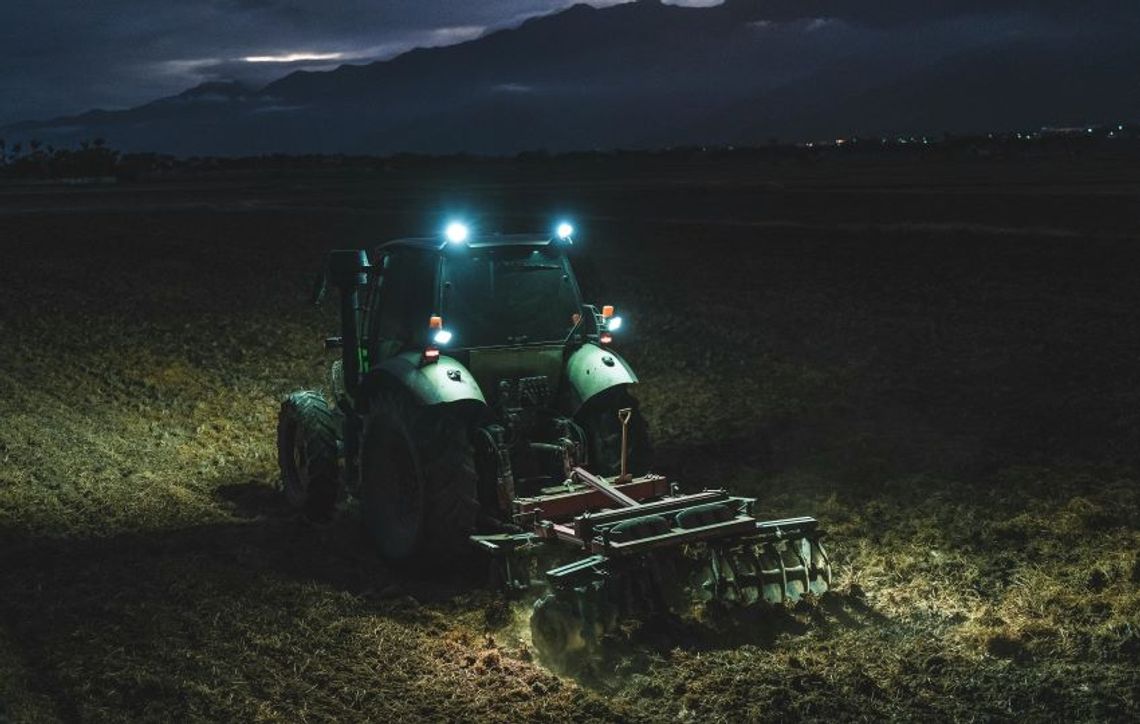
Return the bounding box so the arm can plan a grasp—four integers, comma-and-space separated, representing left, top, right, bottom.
278, 222, 830, 660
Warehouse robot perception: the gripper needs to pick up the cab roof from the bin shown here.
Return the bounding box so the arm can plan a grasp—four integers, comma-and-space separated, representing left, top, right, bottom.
375, 233, 558, 254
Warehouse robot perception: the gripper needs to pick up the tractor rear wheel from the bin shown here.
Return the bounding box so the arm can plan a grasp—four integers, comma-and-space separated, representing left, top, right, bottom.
360, 394, 479, 562
277, 391, 341, 521
577, 386, 652, 477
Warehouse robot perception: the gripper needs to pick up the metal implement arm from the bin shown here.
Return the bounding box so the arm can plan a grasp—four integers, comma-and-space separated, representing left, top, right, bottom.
571, 466, 639, 508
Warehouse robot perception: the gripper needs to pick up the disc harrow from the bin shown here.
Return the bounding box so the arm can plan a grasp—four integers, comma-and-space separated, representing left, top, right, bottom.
472, 466, 832, 661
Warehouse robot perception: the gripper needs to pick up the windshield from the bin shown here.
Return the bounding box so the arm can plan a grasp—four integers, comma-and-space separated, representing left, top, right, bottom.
441, 245, 581, 348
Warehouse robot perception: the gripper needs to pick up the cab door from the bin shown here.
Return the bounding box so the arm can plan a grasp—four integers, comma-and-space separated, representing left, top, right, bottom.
365, 249, 439, 364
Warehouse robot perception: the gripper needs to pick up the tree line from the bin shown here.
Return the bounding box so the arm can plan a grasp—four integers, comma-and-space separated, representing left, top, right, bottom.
0, 138, 121, 179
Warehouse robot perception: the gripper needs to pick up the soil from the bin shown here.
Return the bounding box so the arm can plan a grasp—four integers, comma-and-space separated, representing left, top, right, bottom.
1, 155, 1138, 721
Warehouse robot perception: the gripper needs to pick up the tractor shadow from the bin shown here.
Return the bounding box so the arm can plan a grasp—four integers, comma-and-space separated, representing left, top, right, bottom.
0, 479, 502, 711
208, 480, 494, 598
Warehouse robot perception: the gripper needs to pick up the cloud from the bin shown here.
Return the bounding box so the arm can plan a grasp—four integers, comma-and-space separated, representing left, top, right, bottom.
727, 0, 1140, 27
251, 104, 307, 114
492, 83, 536, 93
426, 26, 487, 44
243, 52, 347, 63
0, 1, 572, 125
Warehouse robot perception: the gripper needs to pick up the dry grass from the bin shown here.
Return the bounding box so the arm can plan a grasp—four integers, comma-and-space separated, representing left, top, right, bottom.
1, 160, 1139, 721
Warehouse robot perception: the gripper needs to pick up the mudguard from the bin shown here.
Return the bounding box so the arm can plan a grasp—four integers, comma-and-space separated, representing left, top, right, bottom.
565, 343, 638, 413
374, 351, 486, 406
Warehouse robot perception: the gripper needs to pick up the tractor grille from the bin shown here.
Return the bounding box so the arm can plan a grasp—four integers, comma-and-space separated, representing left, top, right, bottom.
501, 375, 551, 408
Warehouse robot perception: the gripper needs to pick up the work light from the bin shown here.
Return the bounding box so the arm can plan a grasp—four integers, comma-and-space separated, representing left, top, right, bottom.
445, 221, 470, 244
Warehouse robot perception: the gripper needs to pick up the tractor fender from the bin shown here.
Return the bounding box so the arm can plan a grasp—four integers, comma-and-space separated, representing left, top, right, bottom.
565, 343, 638, 414
373, 352, 486, 407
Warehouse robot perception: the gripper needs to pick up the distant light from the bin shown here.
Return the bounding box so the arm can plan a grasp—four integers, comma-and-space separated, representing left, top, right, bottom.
556, 222, 574, 240
422, 348, 440, 363
445, 222, 469, 244
599, 332, 613, 346
606, 316, 623, 332
433, 329, 453, 345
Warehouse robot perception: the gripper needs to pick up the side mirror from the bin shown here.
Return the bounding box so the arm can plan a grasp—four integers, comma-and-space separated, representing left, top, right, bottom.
327, 249, 370, 288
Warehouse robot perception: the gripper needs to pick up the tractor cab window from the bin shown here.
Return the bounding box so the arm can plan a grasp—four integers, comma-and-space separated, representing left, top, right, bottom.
441, 245, 581, 348
369, 250, 436, 359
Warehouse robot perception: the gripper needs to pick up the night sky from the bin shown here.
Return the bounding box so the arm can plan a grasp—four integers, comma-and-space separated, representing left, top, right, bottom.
1, 0, 1136, 127
0, 1, 624, 125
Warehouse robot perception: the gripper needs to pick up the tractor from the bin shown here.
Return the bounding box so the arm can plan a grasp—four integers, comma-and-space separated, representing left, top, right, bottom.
278, 222, 831, 660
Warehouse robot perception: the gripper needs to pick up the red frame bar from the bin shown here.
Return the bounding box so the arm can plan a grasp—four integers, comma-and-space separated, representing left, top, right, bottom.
571, 467, 640, 508
513, 474, 669, 521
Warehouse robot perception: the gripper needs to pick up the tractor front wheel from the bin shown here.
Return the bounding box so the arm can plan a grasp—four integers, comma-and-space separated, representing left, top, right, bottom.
277, 391, 341, 521
359, 395, 479, 562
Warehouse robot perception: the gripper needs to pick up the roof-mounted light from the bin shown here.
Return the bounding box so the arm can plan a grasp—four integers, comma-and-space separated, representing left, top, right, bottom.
445, 222, 470, 244
556, 222, 574, 241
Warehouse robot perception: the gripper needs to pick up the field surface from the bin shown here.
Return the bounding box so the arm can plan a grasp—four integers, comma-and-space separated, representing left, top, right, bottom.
1, 156, 1138, 722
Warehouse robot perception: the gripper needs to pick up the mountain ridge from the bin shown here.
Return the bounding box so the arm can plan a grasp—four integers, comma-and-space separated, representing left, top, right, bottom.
3, 1, 1137, 155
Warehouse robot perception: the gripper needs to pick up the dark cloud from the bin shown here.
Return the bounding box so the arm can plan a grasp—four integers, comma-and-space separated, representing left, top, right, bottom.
720, 0, 1140, 26
0, 1, 608, 124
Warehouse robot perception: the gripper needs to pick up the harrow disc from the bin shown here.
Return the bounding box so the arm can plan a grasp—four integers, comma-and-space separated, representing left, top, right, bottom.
527, 534, 832, 662
530, 593, 581, 660
689, 535, 831, 609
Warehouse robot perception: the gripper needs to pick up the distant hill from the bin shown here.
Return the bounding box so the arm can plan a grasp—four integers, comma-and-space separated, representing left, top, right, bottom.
4, 0, 1138, 156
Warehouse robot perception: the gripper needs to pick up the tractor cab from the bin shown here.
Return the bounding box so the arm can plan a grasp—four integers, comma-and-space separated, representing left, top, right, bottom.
359, 227, 620, 414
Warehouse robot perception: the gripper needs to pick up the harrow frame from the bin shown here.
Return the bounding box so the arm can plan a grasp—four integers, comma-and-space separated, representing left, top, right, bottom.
471, 469, 830, 602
